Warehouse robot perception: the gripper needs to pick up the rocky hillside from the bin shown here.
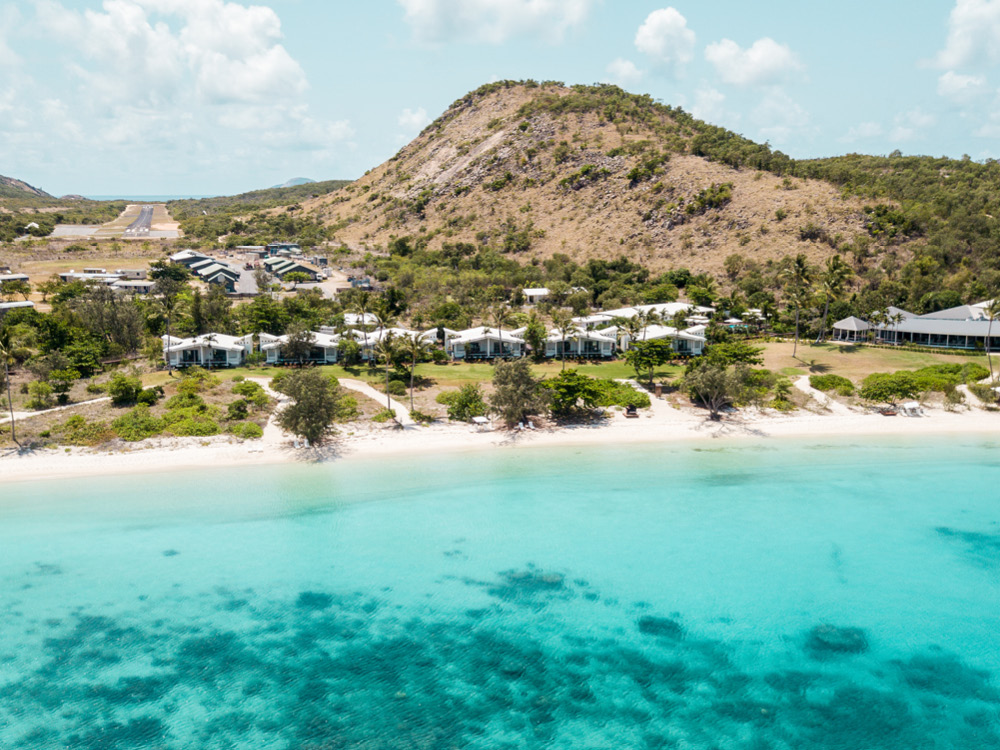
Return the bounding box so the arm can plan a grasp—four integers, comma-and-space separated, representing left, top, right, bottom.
0, 174, 52, 201
304, 82, 905, 276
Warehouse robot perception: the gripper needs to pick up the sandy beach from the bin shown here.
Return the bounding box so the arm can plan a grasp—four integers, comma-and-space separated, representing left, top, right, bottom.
1, 393, 997, 484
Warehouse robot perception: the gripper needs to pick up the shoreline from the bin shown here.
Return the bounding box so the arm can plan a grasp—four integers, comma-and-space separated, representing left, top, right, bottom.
1, 400, 997, 485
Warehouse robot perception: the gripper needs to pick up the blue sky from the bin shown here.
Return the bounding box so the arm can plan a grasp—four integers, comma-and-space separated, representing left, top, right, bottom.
1, 1, 997, 196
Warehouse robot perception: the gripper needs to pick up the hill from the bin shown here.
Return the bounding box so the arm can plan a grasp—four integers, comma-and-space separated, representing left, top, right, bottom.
302, 82, 898, 279
0, 174, 53, 201
272, 177, 316, 189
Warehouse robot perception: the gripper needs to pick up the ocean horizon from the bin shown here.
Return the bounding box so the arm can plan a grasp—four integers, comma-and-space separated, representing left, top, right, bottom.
1, 436, 997, 748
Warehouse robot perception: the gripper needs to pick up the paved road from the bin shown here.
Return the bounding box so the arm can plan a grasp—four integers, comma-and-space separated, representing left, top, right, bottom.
123, 205, 154, 237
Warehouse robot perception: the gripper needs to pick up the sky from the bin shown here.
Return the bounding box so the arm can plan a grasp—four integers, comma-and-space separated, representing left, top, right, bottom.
1, 0, 999, 196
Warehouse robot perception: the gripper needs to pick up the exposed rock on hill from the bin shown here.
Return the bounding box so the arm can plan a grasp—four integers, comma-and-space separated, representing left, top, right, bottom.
304, 82, 899, 275
0, 174, 52, 200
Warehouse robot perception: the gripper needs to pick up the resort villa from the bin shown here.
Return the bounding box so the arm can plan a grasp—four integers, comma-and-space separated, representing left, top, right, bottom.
162, 333, 254, 368
446, 327, 525, 360
833, 301, 1000, 350
544, 329, 617, 359
260, 331, 340, 365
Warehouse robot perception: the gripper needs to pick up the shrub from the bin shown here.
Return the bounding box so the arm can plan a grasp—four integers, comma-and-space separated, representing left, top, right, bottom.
231, 375, 245, 382
137, 387, 164, 406
54, 415, 116, 446
810, 374, 855, 395
232, 380, 264, 397
371, 408, 396, 423
107, 372, 143, 406
592, 379, 651, 409
410, 410, 435, 424
165, 416, 220, 437
85, 382, 106, 395
177, 367, 220, 394
386, 380, 407, 397
227, 400, 249, 421
859, 372, 919, 402
436, 383, 488, 421
228, 421, 263, 439
112, 405, 165, 442
26, 381, 54, 410
166, 392, 204, 409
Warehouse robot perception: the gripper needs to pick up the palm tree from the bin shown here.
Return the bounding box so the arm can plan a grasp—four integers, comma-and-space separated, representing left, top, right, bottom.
891, 311, 905, 345
352, 292, 374, 365
634, 309, 662, 342
399, 334, 430, 412
781, 254, 814, 358
0, 330, 19, 448
372, 300, 398, 410
985, 298, 1000, 382
550, 310, 577, 371
815, 255, 852, 343
490, 305, 514, 361
610, 315, 641, 352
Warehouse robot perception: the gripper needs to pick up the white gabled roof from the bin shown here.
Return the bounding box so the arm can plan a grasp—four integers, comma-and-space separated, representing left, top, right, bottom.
450, 326, 524, 345
344, 312, 377, 326
523, 287, 549, 296
259, 330, 339, 351
162, 333, 252, 353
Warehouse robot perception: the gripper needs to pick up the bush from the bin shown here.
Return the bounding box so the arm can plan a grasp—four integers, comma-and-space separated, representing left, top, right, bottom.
55, 414, 115, 446
859, 372, 919, 402
164, 416, 220, 437
227, 421, 263, 439
436, 383, 488, 421
85, 382, 106, 395
177, 367, 220, 395
227, 400, 249, 421
371, 408, 396, 423
137, 387, 164, 406
410, 410, 435, 424
231, 375, 245, 382
810, 374, 855, 396
26, 381, 54, 410
107, 372, 143, 406
166, 392, 204, 409
112, 405, 165, 442
591, 379, 651, 409
386, 380, 407, 397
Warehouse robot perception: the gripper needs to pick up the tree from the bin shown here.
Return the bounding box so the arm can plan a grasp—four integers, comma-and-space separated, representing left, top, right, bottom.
351, 292, 374, 363
284, 271, 312, 288
0, 329, 18, 447
253, 268, 275, 297
283, 324, 316, 366
107, 371, 143, 406
490, 359, 549, 427
543, 369, 603, 415
684, 361, 748, 420
489, 305, 513, 361
522, 311, 547, 359
815, 255, 852, 343
550, 309, 577, 370
705, 340, 765, 367
781, 253, 813, 357
273, 369, 346, 445
624, 339, 674, 387
1, 279, 30, 302
73, 285, 145, 355
152, 269, 188, 356
372, 300, 398, 409
397, 334, 429, 412
437, 383, 488, 421
986, 298, 1000, 382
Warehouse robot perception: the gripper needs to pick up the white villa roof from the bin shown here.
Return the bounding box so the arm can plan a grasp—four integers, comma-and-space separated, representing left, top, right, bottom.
523, 287, 549, 296
260, 330, 340, 351
419, 327, 459, 342
450, 326, 524, 345
0, 301, 34, 311
0, 274, 30, 282
162, 333, 251, 353
573, 313, 614, 326
344, 312, 377, 326
634, 324, 707, 343
833, 316, 871, 332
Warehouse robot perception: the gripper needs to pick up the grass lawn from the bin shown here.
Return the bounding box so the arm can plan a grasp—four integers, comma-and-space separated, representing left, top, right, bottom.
762, 341, 986, 383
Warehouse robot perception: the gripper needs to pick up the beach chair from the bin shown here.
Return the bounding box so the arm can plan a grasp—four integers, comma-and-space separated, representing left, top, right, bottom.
624, 405, 639, 418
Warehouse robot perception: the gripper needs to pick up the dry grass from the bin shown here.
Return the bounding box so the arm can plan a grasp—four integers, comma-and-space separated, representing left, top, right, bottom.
761, 341, 985, 383
301, 83, 908, 277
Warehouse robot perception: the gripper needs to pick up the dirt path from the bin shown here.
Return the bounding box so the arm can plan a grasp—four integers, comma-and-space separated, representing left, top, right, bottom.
0, 397, 111, 424
338, 378, 414, 426
793, 376, 854, 415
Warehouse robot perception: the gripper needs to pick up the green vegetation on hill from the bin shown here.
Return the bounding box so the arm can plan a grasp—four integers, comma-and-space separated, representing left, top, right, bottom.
167, 179, 350, 248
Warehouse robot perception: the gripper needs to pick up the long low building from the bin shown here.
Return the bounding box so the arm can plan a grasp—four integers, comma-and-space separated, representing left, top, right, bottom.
260, 331, 340, 365
834, 301, 1000, 350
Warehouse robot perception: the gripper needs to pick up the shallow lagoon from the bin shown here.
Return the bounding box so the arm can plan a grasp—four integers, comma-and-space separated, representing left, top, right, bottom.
1, 437, 999, 748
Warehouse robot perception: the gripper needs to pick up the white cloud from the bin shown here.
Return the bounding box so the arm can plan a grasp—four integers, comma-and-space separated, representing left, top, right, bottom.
752, 90, 809, 144
0, 5, 22, 67
397, 0, 593, 44
604, 58, 643, 88
398, 107, 431, 133
937, 70, 989, 102
890, 109, 935, 142
840, 121, 884, 143
935, 0, 1000, 68
690, 87, 727, 124
704, 37, 802, 86
634, 8, 695, 72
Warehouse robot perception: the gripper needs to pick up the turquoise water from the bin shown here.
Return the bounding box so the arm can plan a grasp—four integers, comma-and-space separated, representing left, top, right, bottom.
1, 437, 999, 748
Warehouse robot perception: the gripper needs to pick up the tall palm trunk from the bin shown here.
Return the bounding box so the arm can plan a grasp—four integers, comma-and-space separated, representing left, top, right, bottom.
988, 317, 995, 382
410, 352, 416, 412
816, 295, 830, 344
4, 357, 17, 448
793, 307, 800, 358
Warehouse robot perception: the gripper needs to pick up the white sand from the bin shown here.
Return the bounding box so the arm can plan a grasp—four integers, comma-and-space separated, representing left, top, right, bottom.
1, 397, 997, 485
